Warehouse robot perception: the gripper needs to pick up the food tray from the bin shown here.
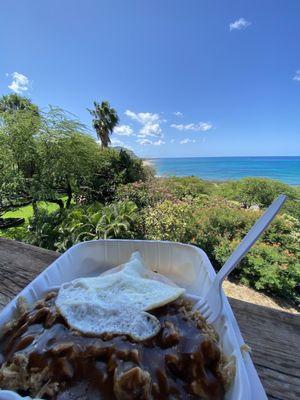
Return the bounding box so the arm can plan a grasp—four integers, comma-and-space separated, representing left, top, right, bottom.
0, 240, 267, 399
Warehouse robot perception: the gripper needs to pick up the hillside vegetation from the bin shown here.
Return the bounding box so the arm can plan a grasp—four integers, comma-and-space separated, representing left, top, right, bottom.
1, 173, 299, 306
1, 94, 299, 307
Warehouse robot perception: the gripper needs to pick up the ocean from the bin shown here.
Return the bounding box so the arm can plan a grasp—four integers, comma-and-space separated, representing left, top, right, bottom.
146, 156, 300, 185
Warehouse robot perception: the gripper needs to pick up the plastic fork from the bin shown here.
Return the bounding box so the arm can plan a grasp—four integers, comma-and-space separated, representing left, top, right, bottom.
193, 194, 287, 324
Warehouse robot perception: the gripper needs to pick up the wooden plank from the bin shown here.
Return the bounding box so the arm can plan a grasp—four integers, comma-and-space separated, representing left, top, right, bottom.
0, 238, 59, 307
228, 298, 300, 400
255, 365, 300, 400
0, 238, 299, 400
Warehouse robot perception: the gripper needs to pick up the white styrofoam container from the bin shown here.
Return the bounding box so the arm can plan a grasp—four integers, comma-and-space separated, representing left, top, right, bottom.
0, 240, 267, 400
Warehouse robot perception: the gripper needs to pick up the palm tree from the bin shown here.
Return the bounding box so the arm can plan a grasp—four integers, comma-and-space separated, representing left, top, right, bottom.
88, 101, 119, 148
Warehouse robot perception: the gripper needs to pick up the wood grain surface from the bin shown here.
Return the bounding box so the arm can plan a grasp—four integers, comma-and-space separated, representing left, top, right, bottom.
0, 237, 299, 399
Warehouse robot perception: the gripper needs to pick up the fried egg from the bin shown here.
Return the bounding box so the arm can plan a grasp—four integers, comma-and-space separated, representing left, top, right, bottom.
56, 251, 185, 341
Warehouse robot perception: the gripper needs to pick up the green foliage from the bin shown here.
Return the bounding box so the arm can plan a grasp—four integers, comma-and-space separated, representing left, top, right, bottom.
56, 201, 138, 251
215, 240, 300, 302
142, 186, 300, 304
218, 177, 298, 207
0, 104, 101, 211
25, 201, 138, 252
116, 182, 153, 209
115, 176, 213, 210
0, 148, 24, 217
36, 107, 100, 204
163, 176, 213, 199
0, 224, 29, 242
0, 100, 41, 215
116, 179, 176, 208
194, 207, 256, 252
0, 94, 39, 115
82, 148, 147, 203
27, 209, 63, 249
282, 199, 300, 220
144, 200, 196, 242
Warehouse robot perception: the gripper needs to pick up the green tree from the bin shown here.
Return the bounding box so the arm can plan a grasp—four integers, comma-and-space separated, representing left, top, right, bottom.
88, 100, 119, 147
0, 141, 25, 218
35, 107, 100, 209
0, 93, 39, 115
81, 148, 147, 204
0, 105, 100, 215
0, 98, 41, 211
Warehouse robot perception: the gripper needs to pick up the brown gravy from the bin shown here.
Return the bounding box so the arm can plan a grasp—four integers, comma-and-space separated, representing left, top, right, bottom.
0, 293, 225, 399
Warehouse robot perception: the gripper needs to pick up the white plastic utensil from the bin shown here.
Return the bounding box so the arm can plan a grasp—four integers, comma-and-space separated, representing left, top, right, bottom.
193, 194, 287, 323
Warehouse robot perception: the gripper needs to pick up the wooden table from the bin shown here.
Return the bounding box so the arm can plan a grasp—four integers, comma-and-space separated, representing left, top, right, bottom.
0, 238, 299, 400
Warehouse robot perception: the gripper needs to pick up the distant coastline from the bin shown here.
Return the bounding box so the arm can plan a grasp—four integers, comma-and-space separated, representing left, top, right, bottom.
143, 156, 300, 186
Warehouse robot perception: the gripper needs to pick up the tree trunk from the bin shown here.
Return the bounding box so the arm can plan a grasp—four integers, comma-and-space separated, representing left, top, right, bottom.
32, 200, 38, 218
46, 199, 65, 210
0, 217, 25, 229
66, 178, 72, 208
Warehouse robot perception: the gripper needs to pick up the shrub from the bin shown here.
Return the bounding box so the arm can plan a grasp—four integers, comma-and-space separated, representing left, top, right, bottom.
163, 176, 213, 199
143, 199, 300, 304
116, 179, 176, 208
194, 207, 256, 260
27, 209, 64, 249
262, 214, 300, 251
22, 200, 139, 251
3, 170, 299, 306
193, 207, 300, 304
56, 201, 138, 251
218, 177, 298, 208
144, 200, 197, 242
214, 240, 300, 303
0, 224, 29, 242
116, 177, 214, 210
116, 181, 157, 209
282, 199, 300, 220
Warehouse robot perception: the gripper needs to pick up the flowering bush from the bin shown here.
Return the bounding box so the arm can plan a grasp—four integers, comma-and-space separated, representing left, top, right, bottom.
143, 196, 300, 304
2, 175, 299, 305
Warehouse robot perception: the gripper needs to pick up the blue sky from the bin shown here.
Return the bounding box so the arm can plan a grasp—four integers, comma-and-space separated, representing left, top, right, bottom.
1, 0, 300, 157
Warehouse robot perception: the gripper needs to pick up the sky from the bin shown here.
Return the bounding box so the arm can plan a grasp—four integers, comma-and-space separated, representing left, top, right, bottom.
1, 0, 300, 158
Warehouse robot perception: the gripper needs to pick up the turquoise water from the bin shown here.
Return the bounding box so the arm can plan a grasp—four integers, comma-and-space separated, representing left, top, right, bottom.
147, 156, 300, 185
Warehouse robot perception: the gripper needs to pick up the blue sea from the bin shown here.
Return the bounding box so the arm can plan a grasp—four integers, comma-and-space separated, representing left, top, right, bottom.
146, 156, 300, 185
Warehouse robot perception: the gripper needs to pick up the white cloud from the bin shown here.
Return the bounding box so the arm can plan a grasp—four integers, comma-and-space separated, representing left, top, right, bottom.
8, 72, 30, 94
153, 139, 165, 146
114, 125, 133, 136
170, 139, 175, 143
229, 18, 251, 31
139, 123, 162, 137
293, 70, 300, 82
125, 109, 163, 138
171, 122, 212, 132
173, 111, 183, 117
125, 110, 159, 124
180, 138, 196, 144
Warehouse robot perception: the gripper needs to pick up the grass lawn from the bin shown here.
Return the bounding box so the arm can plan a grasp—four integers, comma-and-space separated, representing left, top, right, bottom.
3, 196, 69, 221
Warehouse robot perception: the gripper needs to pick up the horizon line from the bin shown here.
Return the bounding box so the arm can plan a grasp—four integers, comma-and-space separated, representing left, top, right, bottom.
143, 155, 300, 160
